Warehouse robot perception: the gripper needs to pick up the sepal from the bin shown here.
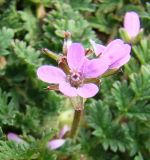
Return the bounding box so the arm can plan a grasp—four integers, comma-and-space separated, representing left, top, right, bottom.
119, 28, 143, 44
101, 68, 119, 77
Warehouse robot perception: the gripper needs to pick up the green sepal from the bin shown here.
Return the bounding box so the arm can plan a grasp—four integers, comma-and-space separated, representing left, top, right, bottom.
119, 28, 131, 43
101, 68, 119, 78
132, 28, 144, 45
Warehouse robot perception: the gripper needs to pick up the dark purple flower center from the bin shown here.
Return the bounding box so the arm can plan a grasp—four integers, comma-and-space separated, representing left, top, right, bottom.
71, 73, 80, 81
67, 72, 83, 88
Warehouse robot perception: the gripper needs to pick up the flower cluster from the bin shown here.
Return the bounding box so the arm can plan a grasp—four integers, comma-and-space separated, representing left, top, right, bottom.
36, 11, 144, 98
37, 39, 131, 98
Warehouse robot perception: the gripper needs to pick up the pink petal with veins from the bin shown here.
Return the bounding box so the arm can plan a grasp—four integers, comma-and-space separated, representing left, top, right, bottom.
102, 39, 128, 64
67, 43, 85, 71
77, 83, 99, 98
59, 82, 77, 97
83, 56, 110, 78
109, 44, 131, 69
37, 65, 66, 84
124, 11, 140, 38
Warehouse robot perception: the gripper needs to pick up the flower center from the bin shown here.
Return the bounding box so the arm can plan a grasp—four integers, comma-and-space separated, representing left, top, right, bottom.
67, 72, 83, 88
71, 73, 80, 81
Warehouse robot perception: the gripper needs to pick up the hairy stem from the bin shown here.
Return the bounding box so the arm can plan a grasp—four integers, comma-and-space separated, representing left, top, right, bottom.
69, 106, 83, 138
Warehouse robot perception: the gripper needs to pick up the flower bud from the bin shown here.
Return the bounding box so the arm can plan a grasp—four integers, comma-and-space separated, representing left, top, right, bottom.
7, 132, 23, 143
48, 139, 65, 150
120, 11, 143, 44
63, 31, 72, 55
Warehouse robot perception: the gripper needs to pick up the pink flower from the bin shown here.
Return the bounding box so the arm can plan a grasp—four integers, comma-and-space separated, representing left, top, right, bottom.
90, 39, 131, 69
37, 43, 110, 98
48, 125, 70, 150
124, 11, 140, 39
7, 132, 23, 143
48, 139, 65, 150
59, 125, 70, 138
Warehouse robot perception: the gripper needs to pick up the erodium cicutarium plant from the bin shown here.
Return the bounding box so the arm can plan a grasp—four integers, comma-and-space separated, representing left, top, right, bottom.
37, 32, 131, 140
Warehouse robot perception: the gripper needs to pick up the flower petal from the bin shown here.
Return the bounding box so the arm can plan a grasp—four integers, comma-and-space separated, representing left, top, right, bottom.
67, 43, 85, 70
48, 139, 65, 150
59, 82, 77, 97
124, 11, 140, 38
37, 65, 66, 84
109, 44, 131, 69
109, 54, 131, 69
83, 56, 110, 78
102, 39, 129, 65
7, 133, 23, 143
90, 39, 106, 56
77, 83, 99, 98
59, 125, 70, 138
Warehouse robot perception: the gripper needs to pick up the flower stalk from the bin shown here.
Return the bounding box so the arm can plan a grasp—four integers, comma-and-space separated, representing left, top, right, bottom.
69, 106, 83, 138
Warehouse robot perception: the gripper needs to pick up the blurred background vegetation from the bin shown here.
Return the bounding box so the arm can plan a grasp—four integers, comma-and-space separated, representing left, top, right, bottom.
0, 0, 150, 159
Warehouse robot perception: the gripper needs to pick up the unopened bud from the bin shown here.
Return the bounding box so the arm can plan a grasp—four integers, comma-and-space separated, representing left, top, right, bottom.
121, 11, 143, 44
63, 31, 72, 55
37, 4, 46, 19
7, 133, 23, 143
63, 31, 71, 39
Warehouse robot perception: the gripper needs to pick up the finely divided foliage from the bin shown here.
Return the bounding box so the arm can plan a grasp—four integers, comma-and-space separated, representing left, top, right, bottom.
0, 0, 150, 160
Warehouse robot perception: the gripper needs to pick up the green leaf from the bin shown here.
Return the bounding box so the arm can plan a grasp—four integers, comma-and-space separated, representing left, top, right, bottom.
111, 81, 134, 112
0, 138, 57, 160
97, 0, 123, 14
134, 153, 144, 160
86, 100, 131, 153
0, 89, 19, 126
132, 39, 150, 65
59, 0, 96, 12
0, 27, 14, 55
19, 9, 41, 46
0, 1, 22, 30
130, 65, 150, 100
11, 40, 43, 67
43, 3, 96, 49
